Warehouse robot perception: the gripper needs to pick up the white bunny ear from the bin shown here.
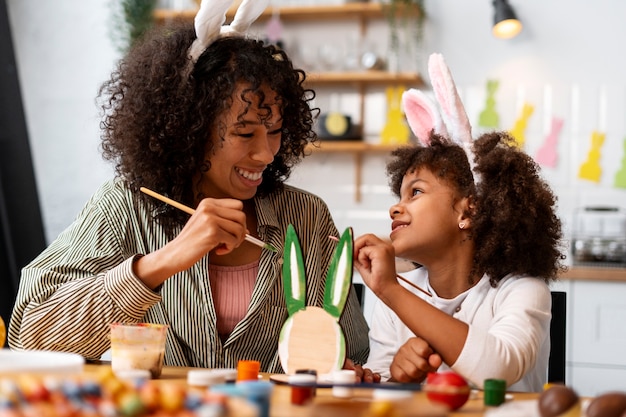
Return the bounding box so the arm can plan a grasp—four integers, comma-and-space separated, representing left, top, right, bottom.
428, 53, 472, 147
189, 0, 232, 63
402, 88, 447, 146
188, 0, 269, 63
227, 0, 269, 34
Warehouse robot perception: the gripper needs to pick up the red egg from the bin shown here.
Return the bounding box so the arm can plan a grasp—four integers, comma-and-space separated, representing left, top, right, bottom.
425, 371, 470, 410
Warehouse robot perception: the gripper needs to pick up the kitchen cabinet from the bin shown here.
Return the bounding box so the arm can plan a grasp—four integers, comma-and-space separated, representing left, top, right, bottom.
557, 267, 626, 396
153, 3, 424, 201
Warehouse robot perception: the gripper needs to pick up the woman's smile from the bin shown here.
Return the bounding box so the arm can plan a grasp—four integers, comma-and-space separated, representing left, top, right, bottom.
235, 167, 264, 185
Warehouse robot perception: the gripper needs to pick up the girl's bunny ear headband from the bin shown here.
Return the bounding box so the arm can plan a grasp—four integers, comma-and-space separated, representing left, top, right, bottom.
402, 53, 480, 182
188, 0, 270, 63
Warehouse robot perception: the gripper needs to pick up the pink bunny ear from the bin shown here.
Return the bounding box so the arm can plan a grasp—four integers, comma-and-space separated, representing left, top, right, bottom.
402, 89, 447, 146
428, 53, 472, 146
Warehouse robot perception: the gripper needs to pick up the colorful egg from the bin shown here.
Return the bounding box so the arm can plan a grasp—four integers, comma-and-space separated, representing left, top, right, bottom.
424, 371, 470, 410
586, 391, 626, 417
538, 385, 580, 417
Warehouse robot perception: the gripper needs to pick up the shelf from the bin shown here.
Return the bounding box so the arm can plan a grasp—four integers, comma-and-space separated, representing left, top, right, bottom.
306, 140, 403, 201
153, 3, 421, 24
305, 71, 423, 86
306, 141, 399, 153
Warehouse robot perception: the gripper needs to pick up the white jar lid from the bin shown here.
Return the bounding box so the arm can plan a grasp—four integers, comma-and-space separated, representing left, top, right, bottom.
373, 388, 414, 400
187, 368, 237, 386
114, 369, 151, 381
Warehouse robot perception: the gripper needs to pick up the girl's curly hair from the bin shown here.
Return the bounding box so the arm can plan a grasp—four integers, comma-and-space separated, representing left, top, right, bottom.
98, 21, 317, 235
386, 132, 566, 286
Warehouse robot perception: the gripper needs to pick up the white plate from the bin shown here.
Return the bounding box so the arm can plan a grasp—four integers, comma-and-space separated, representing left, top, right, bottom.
0, 349, 85, 375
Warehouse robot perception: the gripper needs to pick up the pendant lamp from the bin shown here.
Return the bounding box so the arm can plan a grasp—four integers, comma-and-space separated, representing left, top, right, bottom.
493, 0, 523, 39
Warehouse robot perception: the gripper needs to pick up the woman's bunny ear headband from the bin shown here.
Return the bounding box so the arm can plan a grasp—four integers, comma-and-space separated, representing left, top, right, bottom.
402, 53, 480, 182
188, 0, 270, 63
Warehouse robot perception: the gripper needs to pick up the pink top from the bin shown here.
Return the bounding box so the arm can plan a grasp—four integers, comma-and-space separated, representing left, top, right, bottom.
209, 260, 259, 342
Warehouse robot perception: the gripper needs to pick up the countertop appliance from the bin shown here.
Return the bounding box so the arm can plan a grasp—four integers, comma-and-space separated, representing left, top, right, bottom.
571, 206, 626, 267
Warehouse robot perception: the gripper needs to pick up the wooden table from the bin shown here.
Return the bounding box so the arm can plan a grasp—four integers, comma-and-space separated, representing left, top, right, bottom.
83, 364, 540, 416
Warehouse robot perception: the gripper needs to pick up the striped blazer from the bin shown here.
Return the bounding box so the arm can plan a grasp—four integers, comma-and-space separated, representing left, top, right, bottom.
9, 179, 370, 372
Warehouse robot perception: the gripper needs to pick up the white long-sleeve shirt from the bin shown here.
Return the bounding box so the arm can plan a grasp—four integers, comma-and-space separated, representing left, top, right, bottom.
364, 267, 551, 392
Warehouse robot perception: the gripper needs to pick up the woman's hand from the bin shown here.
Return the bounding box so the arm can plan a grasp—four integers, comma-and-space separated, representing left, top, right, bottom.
353, 234, 399, 298
389, 337, 442, 383
134, 198, 246, 288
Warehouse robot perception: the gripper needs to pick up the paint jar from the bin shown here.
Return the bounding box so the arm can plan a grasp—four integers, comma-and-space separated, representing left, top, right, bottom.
236, 381, 273, 417
484, 378, 507, 406
289, 374, 316, 405
109, 323, 168, 379
332, 369, 356, 398
188, 368, 237, 387
237, 360, 260, 382
296, 369, 318, 396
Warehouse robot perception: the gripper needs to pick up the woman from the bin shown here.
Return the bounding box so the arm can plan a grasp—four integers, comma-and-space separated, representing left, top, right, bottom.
8, 5, 369, 372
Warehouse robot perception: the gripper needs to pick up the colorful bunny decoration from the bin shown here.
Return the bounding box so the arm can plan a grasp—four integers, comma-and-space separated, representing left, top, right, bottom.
578, 130, 606, 183
278, 225, 353, 376
535, 117, 564, 168
510, 103, 535, 149
402, 53, 477, 174
381, 86, 410, 145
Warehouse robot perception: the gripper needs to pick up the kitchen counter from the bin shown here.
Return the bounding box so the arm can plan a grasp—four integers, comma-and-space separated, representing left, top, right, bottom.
560, 265, 626, 281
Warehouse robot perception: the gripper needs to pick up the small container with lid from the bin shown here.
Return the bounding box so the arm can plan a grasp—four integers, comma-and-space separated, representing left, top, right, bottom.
484, 378, 506, 406
187, 368, 237, 387
237, 360, 260, 382
332, 369, 356, 398
289, 374, 316, 405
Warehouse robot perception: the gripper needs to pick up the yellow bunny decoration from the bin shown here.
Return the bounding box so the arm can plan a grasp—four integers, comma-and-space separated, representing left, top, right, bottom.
381, 86, 410, 145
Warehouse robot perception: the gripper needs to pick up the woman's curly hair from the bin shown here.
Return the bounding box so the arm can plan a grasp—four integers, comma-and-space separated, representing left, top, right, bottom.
98, 21, 317, 235
386, 132, 566, 286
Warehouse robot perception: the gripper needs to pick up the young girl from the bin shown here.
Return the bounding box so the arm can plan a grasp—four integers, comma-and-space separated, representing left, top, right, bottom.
355, 54, 565, 392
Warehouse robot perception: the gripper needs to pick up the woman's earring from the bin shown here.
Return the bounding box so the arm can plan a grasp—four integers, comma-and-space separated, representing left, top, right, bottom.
459, 222, 466, 229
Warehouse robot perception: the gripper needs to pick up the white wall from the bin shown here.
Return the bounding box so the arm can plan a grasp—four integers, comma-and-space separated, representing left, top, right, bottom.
7, 0, 116, 242
7, 0, 626, 244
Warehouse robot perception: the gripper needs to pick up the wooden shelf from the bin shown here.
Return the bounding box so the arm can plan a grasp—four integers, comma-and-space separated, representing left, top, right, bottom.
154, 3, 421, 24
560, 266, 626, 282
306, 141, 399, 153
305, 71, 423, 86
306, 141, 403, 201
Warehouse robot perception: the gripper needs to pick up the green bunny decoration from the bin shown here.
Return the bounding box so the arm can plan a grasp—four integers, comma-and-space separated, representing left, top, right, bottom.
278, 225, 353, 376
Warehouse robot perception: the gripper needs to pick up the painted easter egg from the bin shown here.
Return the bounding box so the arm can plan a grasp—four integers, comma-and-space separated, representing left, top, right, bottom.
424, 371, 470, 411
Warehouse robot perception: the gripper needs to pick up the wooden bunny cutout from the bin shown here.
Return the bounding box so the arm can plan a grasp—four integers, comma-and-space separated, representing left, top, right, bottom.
278, 225, 353, 376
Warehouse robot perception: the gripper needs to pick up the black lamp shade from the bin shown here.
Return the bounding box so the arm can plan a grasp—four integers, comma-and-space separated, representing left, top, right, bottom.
493, 0, 523, 39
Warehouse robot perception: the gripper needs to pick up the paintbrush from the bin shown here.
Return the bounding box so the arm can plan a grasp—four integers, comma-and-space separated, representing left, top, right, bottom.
329, 235, 432, 297
140, 187, 277, 253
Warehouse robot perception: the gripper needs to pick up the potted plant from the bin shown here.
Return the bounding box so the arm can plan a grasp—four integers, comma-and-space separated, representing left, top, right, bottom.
110, 0, 157, 53
384, 0, 426, 72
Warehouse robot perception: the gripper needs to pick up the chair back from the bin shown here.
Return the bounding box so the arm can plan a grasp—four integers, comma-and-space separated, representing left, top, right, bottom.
548, 291, 567, 383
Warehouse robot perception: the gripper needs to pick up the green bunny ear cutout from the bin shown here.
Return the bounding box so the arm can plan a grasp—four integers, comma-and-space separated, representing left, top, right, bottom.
323, 227, 354, 319
283, 224, 306, 316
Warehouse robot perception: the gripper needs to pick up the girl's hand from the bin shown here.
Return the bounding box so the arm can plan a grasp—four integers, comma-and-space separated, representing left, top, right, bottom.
353, 234, 399, 298
344, 359, 381, 384
389, 337, 442, 383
